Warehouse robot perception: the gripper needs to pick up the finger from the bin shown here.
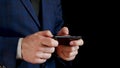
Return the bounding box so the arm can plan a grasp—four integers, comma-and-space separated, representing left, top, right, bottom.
34, 58, 47, 64
57, 27, 69, 36
70, 39, 84, 46
63, 50, 78, 57
62, 56, 76, 61
56, 45, 77, 61
40, 37, 58, 47
38, 46, 55, 53
36, 52, 52, 59
60, 45, 79, 52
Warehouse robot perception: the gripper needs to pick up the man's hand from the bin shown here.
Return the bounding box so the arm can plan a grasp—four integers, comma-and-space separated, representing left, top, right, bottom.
56, 27, 84, 61
21, 30, 58, 64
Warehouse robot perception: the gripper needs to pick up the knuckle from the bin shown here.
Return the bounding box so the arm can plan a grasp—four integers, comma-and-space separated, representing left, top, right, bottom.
80, 39, 84, 45
45, 30, 51, 34
49, 39, 58, 47
75, 51, 78, 55
50, 47, 55, 53
47, 54, 52, 58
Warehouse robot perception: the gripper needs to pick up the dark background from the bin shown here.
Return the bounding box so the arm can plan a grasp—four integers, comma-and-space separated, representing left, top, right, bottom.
60, 0, 117, 67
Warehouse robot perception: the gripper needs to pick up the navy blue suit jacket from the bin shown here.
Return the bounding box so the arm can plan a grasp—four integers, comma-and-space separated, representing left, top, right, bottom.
0, 0, 67, 68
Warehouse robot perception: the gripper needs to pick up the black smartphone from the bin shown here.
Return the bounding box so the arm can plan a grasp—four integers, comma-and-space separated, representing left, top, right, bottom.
53, 36, 82, 45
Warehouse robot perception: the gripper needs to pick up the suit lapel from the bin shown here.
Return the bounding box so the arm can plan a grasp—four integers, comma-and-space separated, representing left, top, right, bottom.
20, 0, 55, 31
20, 0, 40, 28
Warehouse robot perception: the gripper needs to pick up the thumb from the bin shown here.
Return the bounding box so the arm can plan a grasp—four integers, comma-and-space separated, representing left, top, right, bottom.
57, 27, 69, 36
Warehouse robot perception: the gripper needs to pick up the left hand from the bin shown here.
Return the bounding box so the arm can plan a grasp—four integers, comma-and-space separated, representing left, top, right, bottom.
56, 27, 84, 61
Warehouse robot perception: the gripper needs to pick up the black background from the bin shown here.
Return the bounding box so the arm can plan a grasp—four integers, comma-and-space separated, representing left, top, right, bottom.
60, 0, 118, 67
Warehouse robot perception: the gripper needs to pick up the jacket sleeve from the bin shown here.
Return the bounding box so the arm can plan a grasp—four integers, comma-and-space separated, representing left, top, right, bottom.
0, 37, 19, 68
54, 53, 73, 68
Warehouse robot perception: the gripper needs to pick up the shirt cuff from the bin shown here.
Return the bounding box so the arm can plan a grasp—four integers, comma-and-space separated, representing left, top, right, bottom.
16, 38, 23, 59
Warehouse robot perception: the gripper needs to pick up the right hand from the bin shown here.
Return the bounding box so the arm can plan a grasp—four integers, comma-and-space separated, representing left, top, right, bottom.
21, 30, 58, 64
